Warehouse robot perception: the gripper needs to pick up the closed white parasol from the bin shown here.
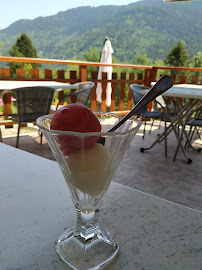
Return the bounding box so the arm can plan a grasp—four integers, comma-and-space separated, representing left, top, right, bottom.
96, 37, 114, 107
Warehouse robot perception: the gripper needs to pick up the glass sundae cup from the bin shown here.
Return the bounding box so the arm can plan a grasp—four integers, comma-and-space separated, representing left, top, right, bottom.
37, 112, 141, 270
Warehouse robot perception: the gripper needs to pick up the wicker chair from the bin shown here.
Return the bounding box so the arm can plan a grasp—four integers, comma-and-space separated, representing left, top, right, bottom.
54, 81, 95, 111
3, 86, 54, 148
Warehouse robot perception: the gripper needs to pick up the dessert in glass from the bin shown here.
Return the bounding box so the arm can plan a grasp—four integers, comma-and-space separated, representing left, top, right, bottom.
37, 104, 141, 270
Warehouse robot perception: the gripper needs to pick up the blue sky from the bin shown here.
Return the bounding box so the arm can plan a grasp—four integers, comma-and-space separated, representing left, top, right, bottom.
0, 0, 139, 30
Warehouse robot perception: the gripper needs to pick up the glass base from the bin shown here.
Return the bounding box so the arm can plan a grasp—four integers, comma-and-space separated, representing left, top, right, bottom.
56, 226, 119, 270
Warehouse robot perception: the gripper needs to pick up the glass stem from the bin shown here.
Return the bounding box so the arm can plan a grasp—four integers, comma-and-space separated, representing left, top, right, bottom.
76, 209, 100, 242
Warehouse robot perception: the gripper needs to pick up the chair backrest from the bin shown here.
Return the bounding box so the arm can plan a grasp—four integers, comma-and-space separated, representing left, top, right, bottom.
187, 105, 202, 126
13, 86, 54, 123
75, 82, 95, 106
130, 84, 149, 114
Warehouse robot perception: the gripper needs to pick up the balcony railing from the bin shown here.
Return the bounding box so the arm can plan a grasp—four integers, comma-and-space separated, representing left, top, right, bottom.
0, 56, 201, 127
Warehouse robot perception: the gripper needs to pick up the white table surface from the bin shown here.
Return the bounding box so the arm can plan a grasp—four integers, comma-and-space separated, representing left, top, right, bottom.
0, 143, 202, 270
145, 83, 202, 99
0, 80, 79, 91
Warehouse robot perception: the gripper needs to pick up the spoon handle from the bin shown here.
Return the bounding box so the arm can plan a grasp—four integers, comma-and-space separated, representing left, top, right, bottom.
109, 75, 173, 132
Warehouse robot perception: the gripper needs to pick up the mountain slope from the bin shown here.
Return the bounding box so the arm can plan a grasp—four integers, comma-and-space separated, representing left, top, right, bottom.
0, 0, 201, 63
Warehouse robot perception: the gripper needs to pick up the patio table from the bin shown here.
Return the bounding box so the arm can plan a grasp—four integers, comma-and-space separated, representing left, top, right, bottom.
0, 80, 79, 92
0, 80, 79, 116
0, 143, 202, 270
140, 84, 202, 163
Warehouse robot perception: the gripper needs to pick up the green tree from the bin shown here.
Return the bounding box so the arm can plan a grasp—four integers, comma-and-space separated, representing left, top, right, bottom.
83, 48, 100, 75
9, 33, 40, 76
189, 51, 202, 82
131, 53, 153, 77
84, 47, 99, 63
190, 51, 202, 68
132, 53, 153, 66
165, 41, 189, 67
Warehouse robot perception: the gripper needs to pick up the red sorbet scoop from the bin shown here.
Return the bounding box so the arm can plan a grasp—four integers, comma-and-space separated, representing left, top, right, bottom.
50, 104, 101, 155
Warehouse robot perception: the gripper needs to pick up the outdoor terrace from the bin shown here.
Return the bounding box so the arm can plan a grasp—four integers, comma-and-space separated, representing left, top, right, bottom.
0, 56, 202, 212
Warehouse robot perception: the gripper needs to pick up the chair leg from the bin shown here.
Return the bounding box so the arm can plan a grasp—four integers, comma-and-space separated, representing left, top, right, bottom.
185, 127, 193, 149
164, 119, 167, 157
158, 120, 161, 130
195, 127, 201, 140
143, 120, 146, 139
16, 122, 21, 148
173, 123, 192, 163
40, 131, 43, 144
149, 119, 154, 134
183, 127, 201, 152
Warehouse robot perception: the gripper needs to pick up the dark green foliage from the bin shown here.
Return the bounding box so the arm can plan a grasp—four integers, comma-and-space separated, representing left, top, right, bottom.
0, 0, 201, 64
132, 54, 153, 66
190, 51, 202, 68
165, 41, 189, 76
189, 51, 202, 82
165, 41, 189, 67
83, 48, 100, 75
132, 53, 153, 77
11, 33, 38, 58
8, 33, 40, 76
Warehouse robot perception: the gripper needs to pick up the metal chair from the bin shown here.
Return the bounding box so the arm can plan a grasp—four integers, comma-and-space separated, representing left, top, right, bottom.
130, 83, 168, 156
55, 81, 95, 111
130, 84, 166, 132
185, 108, 202, 149
3, 86, 54, 148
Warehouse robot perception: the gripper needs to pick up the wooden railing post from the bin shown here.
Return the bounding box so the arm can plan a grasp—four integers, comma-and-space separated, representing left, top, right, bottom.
170, 75, 177, 84
16, 68, 25, 79
0, 68, 12, 124
100, 72, 107, 112
144, 67, 157, 87
15, 68, 28, 127
180, 75, 188, 84
144, 69, 151, 87
44, 70, 52, 79
69, 71, 77, 103
90, 71, 98, 111
2, 93, 12, 115
144, 68, 157, 111
191, 76, 199, 84
0, 68, 11, 79
118, 73, 126, 111
69, 70, 77, 84
56, 70, 65, 103
57, 70, 65, 81
79, 65, 87, 82
31, 69, 39, 79
110, 72, 117, 112
137, 73, 143, 84
149, 67, 157, 85
126, 73, 134, 110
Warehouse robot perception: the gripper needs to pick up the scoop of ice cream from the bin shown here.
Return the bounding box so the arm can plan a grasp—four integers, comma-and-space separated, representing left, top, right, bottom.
50, 104, 101, 155
68, 143, 109, 171
66, 143, 112, 196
